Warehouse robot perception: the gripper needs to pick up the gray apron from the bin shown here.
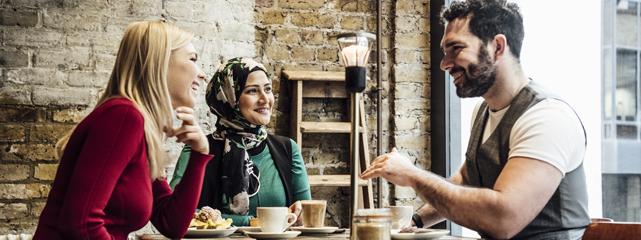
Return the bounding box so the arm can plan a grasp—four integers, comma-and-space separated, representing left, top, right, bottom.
463, 82, 590, 239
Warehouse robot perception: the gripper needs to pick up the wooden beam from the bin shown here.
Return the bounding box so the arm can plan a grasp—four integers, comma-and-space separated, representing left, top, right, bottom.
359, 97, 374, 208
300, 122, 351, 133
302, 82, 348, 99
283, 70, 345, 82
308, 175, 368, 187
291, 81, 303, 145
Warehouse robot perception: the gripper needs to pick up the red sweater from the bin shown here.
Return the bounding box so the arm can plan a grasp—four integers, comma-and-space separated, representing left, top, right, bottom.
34, 98, 212, 240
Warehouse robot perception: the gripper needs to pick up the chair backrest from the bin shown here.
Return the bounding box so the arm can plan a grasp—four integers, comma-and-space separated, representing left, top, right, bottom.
582, 221, 641, 240
591, 218, 614, 223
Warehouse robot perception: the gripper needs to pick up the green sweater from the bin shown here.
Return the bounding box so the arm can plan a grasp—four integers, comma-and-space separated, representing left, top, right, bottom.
169, 139, 311, 226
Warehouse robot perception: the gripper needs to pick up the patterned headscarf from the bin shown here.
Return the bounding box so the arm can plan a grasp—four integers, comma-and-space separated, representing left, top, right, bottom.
205, 57, 271, 215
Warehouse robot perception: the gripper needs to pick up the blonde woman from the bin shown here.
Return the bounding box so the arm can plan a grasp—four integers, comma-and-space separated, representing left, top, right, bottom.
33, 20, 211, 239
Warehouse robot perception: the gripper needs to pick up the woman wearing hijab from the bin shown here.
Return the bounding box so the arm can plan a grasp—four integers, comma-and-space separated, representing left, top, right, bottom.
170, 57, 311, 226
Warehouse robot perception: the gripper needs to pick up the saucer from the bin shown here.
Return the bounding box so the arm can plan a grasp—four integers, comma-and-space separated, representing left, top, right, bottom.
245, 230, 301, 239
391, 229, 450, 240
290, 226, 339, 234
184, 227, 237, 238
236, 226, 262, 233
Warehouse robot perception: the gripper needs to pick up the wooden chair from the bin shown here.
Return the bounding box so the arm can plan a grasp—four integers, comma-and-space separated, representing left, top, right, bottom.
582, 219, 641, 240
590, 218, 614, 223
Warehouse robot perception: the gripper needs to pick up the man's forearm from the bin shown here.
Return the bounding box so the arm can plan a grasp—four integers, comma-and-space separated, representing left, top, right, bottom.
409, 169, 510, 237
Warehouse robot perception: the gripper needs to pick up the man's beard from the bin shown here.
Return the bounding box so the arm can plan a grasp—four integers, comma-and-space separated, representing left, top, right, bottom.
453, 45, 497, 98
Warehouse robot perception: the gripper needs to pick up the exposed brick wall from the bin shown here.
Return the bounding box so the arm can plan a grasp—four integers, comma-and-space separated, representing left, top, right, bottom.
390, 0, 431, 207
255, 0, 431, 227
0, 0, 254, 234
0, 0, 432, 234
256, 0, 383, 227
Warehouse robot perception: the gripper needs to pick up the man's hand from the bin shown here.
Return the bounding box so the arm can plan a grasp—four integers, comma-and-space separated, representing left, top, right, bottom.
360, 147, 422, 187
166, 107, 209, 155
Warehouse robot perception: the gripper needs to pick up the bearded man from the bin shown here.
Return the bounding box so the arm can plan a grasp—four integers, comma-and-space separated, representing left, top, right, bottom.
361, 0, 590, 239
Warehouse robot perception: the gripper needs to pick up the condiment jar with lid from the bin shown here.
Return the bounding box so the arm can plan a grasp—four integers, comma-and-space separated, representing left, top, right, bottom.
351, 208, 392, 240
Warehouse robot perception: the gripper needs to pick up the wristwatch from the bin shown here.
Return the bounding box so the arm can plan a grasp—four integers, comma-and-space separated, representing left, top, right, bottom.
412, 213, 424, 228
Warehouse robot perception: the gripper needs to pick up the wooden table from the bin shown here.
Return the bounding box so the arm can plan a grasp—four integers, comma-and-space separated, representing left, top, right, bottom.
139, 231, 480, 240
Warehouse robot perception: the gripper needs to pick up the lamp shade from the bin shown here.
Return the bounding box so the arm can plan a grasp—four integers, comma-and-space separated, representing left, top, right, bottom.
337, 32, 376, 67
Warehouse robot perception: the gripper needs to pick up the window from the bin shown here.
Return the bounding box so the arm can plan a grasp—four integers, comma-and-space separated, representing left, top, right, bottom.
602, 0, 641, 222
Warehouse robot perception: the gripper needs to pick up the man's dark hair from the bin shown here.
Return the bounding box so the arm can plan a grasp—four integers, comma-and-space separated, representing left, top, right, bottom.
441, 0, 524, 59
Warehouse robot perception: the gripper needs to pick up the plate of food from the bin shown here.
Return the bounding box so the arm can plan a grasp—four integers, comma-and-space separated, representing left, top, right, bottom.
185, 207, 236, 238
391, 227, 450, 240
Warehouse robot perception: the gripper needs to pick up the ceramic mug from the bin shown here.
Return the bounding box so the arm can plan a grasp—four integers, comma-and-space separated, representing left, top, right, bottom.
256, 207, 298, 233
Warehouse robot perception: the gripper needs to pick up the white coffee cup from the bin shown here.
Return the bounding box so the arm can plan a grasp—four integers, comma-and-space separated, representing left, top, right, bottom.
256, 207, 298, 233
389, 206, 414, 229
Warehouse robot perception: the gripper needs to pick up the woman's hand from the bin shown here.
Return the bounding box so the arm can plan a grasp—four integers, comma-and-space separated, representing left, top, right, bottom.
289, 201, 303, 226
167, 107, 209, 155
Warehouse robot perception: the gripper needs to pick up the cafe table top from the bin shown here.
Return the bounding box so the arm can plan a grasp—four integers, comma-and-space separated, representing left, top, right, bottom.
138, 230, 480, 240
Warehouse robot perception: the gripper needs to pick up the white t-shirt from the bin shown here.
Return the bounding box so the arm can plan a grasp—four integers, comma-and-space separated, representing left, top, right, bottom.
471, 98, 586, 176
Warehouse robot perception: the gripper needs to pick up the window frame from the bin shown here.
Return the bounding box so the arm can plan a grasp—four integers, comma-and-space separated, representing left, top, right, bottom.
430, 0, 463, 235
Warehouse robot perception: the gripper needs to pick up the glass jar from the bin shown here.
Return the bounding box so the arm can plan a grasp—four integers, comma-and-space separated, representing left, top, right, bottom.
351, 208, 392, 240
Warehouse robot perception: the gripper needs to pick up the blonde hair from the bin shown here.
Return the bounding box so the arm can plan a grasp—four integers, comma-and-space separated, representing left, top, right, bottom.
56, 20, 193, 180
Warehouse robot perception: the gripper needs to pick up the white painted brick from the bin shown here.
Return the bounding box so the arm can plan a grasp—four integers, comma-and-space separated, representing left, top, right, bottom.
0, 49, 29, 67
64, 11, 103, 32
395, 116, 421, 132
394, 99, 429, 114
395, 15, 420, 33
34, 47, 91, 70
218, 23, 255, 41
32, 86, 94, 106
395, 82, 429, 99
93, 53, 116, 72
394, 64, 429, 83
163, 1, 194, 19
6, 68, 66, 86
66, 71, 110, 88
129, 1, 162, 16
33, 49, 64, 68
0, 9, 38, 27
66, 31, 122, 51
3, 29, 64, 48
0, 86, 32, 105
393, 134, 429, 151
3, 0, 60, 8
